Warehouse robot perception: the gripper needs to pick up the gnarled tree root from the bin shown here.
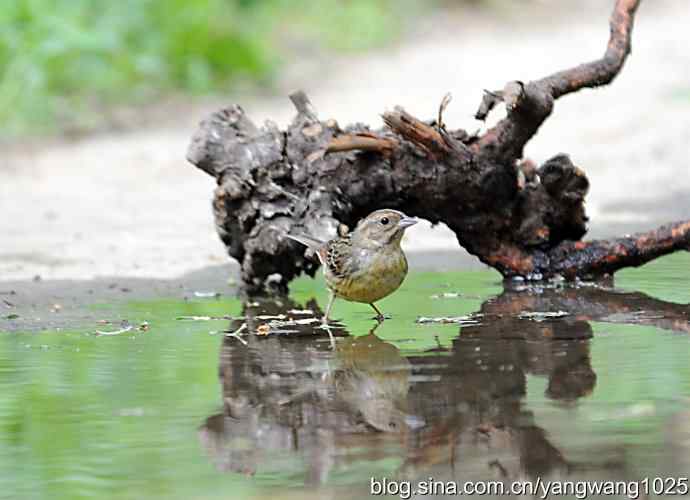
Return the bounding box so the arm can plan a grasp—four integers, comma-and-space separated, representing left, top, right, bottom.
187, 0, 688, 294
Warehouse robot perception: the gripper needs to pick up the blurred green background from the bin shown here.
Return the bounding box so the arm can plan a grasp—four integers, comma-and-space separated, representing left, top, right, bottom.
0, 0, 432, 137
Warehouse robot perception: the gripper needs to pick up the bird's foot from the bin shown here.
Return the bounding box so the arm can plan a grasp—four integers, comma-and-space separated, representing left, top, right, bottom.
319, 319, 337, 349
369, 303, 388, 323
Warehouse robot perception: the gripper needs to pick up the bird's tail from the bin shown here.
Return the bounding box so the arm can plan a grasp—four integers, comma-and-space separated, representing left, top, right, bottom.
284, 233, 327, 264
284, 233, 324, 250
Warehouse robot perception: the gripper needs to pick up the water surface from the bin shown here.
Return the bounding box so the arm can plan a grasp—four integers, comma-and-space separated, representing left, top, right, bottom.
1, 253, 689, 499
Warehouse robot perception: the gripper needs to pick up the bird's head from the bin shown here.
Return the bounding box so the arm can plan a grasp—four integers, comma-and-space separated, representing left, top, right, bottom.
353, 209, 418, 248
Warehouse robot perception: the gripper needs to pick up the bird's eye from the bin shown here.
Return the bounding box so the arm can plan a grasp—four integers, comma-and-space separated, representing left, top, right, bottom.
380, 217, 390, 225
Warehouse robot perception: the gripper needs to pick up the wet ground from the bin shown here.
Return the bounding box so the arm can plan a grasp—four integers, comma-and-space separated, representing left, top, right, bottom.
1, 252, 689, 500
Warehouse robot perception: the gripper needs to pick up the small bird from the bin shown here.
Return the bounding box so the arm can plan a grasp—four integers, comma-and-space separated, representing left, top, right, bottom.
286, 209, 418, 322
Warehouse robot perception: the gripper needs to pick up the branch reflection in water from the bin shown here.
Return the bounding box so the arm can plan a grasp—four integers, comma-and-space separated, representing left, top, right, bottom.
198, 285, 690, 488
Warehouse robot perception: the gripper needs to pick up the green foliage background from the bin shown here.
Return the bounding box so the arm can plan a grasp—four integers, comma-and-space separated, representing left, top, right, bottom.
0, 0, 421, 136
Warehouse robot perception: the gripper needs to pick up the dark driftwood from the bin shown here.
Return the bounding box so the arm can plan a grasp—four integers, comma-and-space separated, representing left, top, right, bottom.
187, 0, 689, 294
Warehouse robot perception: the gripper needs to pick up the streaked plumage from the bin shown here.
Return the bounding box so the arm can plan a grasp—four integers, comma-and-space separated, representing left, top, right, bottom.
286, 209, 417, 322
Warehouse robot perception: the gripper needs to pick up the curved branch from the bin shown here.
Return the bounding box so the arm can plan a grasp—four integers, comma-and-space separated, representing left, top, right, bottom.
540, 0, 640, 99
474, 0, 641, 162
546, 219, 690, 279
486, 220, 690, 280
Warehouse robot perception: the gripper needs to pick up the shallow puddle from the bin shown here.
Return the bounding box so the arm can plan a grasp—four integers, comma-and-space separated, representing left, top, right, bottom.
1, 253, 689, 499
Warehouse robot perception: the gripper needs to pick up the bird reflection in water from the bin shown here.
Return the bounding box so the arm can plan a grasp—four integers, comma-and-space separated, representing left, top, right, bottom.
198, 285, 690, 488
333, 329, 424, 432
198, 300, 418, 481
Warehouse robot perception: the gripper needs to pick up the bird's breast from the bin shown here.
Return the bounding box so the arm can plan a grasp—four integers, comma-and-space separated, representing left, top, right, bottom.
328, 248, 408, 304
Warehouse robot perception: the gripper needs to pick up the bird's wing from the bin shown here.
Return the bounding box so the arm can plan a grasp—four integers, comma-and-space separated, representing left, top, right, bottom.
325, 235, 359, 279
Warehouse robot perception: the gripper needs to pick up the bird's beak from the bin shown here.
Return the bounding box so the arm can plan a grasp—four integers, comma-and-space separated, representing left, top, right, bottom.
397, 217, 418, 230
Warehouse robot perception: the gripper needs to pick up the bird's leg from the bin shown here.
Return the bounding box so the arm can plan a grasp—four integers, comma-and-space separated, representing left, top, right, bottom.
322, 291, 336, 325
321, 292, 337, 349
322, 324, 336, 350
370, 303, 386, 322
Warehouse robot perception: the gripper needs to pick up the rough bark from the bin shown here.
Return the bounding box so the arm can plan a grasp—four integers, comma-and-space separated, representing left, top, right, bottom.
187, 0, 689, 294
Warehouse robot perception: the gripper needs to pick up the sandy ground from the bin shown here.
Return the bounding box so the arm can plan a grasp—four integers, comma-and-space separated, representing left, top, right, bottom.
1, 0, 689, 282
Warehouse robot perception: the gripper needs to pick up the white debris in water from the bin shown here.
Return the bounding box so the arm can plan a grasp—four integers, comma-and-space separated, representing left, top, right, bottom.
415, 314, 483, 325
176, 315, 231, 321
95, 325, 133, 336
287, 309, 314, 315
288, 318, 321, 325
430, 292, 462, 299
255, 314, 287, 320
518, 311, 569, 322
